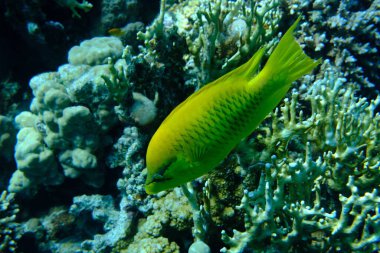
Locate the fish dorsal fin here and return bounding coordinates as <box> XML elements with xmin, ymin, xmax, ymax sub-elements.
<box><xmin>202</xmin><ymin>47</ymin><xmax>266</xmax><ymax>90</ymax></box>
<box><xmin>221</xmin><ymin>47</ymin><xmax>266</xmax><ymax>81</ymax></box>
<box><xmin>160</xmin><ymin>48</ymin><xmax>265</xmax><ymax>125</ymax></box>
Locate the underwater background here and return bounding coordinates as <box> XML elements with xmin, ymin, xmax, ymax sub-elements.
<box><xmin>0</xmin><ymin>0</ymin><xmax>379</xmax><ymax>252</ymax></box>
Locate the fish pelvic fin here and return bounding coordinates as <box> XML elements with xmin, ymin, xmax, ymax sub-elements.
<box><xmin>254</xmin><ymin>16</ymin><xmax>321</xmax><ymax>87</ymax></box>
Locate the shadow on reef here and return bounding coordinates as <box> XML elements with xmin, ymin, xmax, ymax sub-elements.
<box><xmin>15</xmin><ymin>165</ymin><xmax>123</xmax><ymax>215</ymax></box>
<box><xmin>14</xmin><ymin>170</ymin><xmax>122</xmax><ymax>253</ymax></box>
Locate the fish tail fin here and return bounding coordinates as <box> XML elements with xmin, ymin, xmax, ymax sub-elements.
<box><xmin>254</xmin><ymin>17</ymin><xmax>321</xmax><ymax>86</ymax></box>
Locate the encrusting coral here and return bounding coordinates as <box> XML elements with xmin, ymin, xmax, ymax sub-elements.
<box><xmin>124</xmin><ymin>189</ymin><xmax>193</xmax><ymax>253</ymax></box>
<box><xmin>69</xmin><ymin>194</ymin><xmax>134</xmax><ymax>252</ymax></box>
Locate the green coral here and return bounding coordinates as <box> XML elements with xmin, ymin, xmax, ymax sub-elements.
<box><xmin>102</xmin><ymin>54</ymin><xmax>133</xmax><ymax>107</ymax></box>
<box><xmin>55</xmin><ymin>0</ymin><xmax>93</xmax><ymax>18</ymax></box>
<box><xmin>167</xmin><ymin>0</ymin><xmax>282</xmax><ymax>86</ymax></box>
<box><xmin>217</xmin><ymin>61</ymin><xmax>380</xmax><ymax>252</ymax></box>
<box><xmin>139</xmin><ymin>0</ymin><xmax>282</xmax><ymax>88</ymax></box>
<box><xmin>131</xmin><ymin>1</ymin><xmax>379</xmax><ymax>252</ymax></box>
<box><xmin>184</xmin><ymin>0</ymin><xmax>281</xmax><ymax>85</ymax></box>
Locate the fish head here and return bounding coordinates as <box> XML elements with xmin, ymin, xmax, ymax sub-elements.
<box><xmin>145</xmin><ymin>154</ymin><xmax>195</xmax><ymax>194</ymax></box>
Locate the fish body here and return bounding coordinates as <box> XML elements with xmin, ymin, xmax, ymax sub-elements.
<box><xmin>108</xmin><ymin>27</ymin><xmax>126</xmax><ymax>37</ymax></box>
<box><xmin>145</xmin><ymin>18</ymin><xmax>320</xmax><ymax>194</ymax></box>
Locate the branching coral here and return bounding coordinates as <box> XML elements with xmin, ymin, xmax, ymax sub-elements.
<box><xmin>0</xmin><ymin>191</ymin><xmax>19</xmax><ymax>252</ymax></box>
<box><xmin>219</xmin><ymin>61</ymin><xmax>380</xmax><ymax>252</ymax></box>
<box><xmin>165</xmin><ymin>0</ymin><xmax>282</xmax><ymax>87</ymax></box>
<box><xmin>102</xmin><ymin>53</ymin><xmax>133</xmax><ymax>107</ymax></box>
<box><xmin>102</xmin><ymin>54</ymin><xmax>158</xmax><ymax>125</ymax></box>
<box><xmin>187</xmin><ymin>0</ymin><xmax>281</xmax><ymax>85</ymax></box>
<box><xmin>221</xmin><ymin>169</ymin><xmax>380</xmax><ymax>252</ymax></box>
<box><xmin>288</xmin><ymin>0</ymin><xmax>380</xmax><ymax>90</ymax></box>
<box><xmin>55</xmin><ymin>0</ymin><xmax>93</xmax><ymax>18</ymax></box>
<box><xmin>332</xmin><ymin>177</ymin><xmax>380</xmax><ymax>251</ymax></box>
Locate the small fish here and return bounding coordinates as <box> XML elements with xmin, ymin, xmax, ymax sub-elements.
<box><xmin>145</xmin><ymin>17</ymin><xmax>321</xmax><ymax>194</ymax></box>
<box><xmin>108</xmin><ymin>27</ymin><xmax>126</xmax><ymax>37</ymax></box>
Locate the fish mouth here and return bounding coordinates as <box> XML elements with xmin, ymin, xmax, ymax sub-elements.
<box><xmin>145</xmin><ymin>157</ymin><xmax>179</xmax><ymax>194</ymax></box>
<box><xmin>145</xmin><ymin>176</ymin><xmax>173</xmax><ymax>194</ymax></box>
<box><xmin>145</xmin><ymin>157</ymin><xmax>177</xmax><ymax>185</ymax></box>
<box><xmin>146</xmin><ymin>175</ymin><xmax>173</xmax><ymax>185</ymax></box>
<box><xmin>145</xmin><ymin>171</ymin><xmax>173</xmax><ymax>194</ymax></box>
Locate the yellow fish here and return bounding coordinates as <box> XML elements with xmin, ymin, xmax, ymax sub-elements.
<box><xmin>108</xmin><ymin>27</ymin><xmax>126</xmax><ymax>37</ymax></box>
<box><xmin>145</xmin><ymin>17</ymin><xmax>321</xmax><ymax>194</ymax></box>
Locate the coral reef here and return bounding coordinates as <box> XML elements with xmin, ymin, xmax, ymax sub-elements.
<box><xmin>161</xmin><ymin>0</ymin><xmax>283</xmax><ymax>87</ymax></box>
<box><xmin>288</xmin><ymin>0</ymin><xmax>380</xmax><ymax>91</ymax></box>
<box><xmin>110</xmin><ymin>127</ymin><xmax>154</xmax><ymax>213</ymax></box>
<box><xmin>100</xmin><ymin>0</ymin><xmax>140</xmax><ymax>31</ymax></box>
<box><xmin>0</xmin><ymin>191</ymin><xmax>19</xmax><ymax>252</ymax></box>
<box><xmin>9</xmin><ymin>37</ymin><xmax>126</xmax><ymax>196</ymax></box>
<box><xmin>69</xmin><ymin>194</ymin><xmax>134</xmax><ymax>252</ymax></box>
<box><xmin>54</xmin><ymin>0</ymin><xmax>93</xmax><ymax>18</ymax></box>
<box><xmin>0</xmin><ymin>80</ymin><xmax>20</xmax><ymax>165</ymax></box>
<box><xmin>0</xmin><ymin>0</ymin><xmax>379</xmax><ymax>252</ymax></box>
<box><xmin>0</xmin><ymin>115</ymin><xmax>16</xmax><ymax>163</ymax></box>
<box><xmin>68</xmin><ymin>37</ymin><xmax>124</xmax><ymax>66</ymax></box>
<box><xmin>218</xmin><ymin>61</ymin><xmax>380</xmax><ymax>252</ymax></box>
<box><xmin>17</xmin><ymin>206</ymin><xmax>77</xmax><ymax>252</ymax></box>
<box><xmin>124</xmin><ymin>189</ymin><xmax>193</xmax><ymax>253</ymax></box>
<box><xmin>0</xmin><ymin>80</ymin><xmax>19</xmax><ymax>115</ymax></box>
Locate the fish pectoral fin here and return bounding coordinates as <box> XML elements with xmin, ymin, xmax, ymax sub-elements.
<box><xmin>190</xmin><ymin>144</ymin><xmax>209</xmax><ymax>161</ymax></box>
